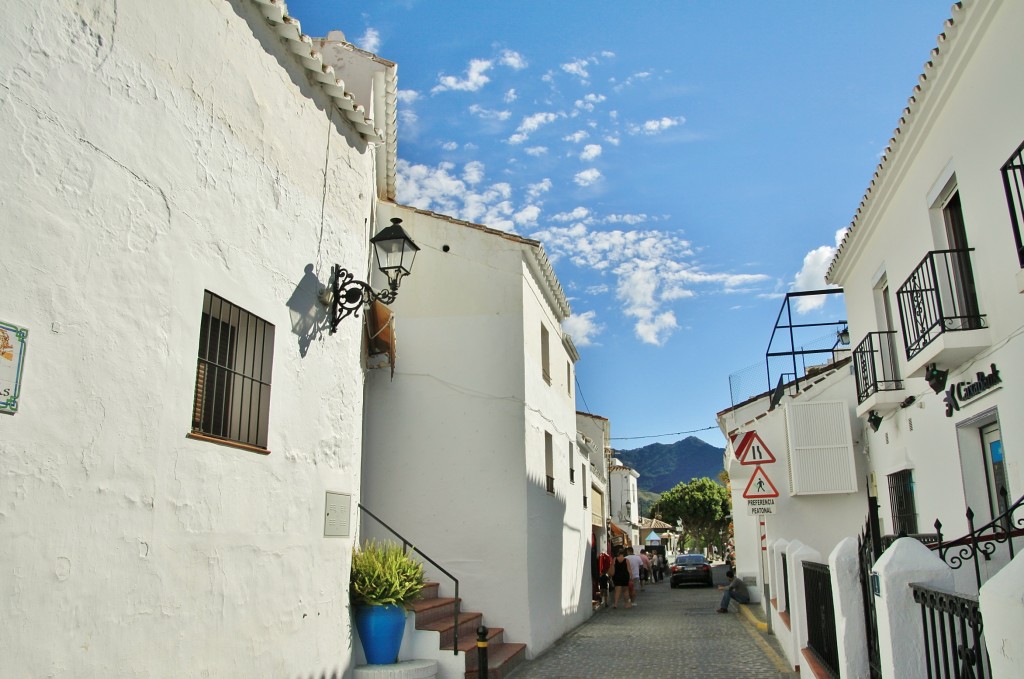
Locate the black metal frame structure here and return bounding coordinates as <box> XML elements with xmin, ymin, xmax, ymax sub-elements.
<box><xmin>931</xmin><ymin>487</ymin><xmax>1024</xmax><ymax>589</ymax></box>
<box><xmin>910</xmin><ymin>584</ymin><xmax>990</xmax><ymax>679</ymax></box>
<box><xmin>858</xmin><ymin>502</ymin><xmax>883</xmax><ymax>679</ymax></box>
<box><xmin>887</xmin><ymin>469</ymin><xmax>919</xmax><ymax>536</ymax></box>
<box><xmin>764</xmin><ymin>289</ymin><xmax>848</xmax><ymax>407</ymax></box>
<box><xmin>328</xmin><ymin>264</ymin><xmax>398</xmax><ymax>333</ymax></box>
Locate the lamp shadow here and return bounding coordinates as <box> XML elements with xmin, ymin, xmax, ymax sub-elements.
<box><xmin>286</xmin><ymin>264</ymin><xmax>330</xmax><ymax>357</ymax></box>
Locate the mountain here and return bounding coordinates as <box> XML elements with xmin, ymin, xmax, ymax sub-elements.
<box><xmin>613</xmin><ymin>436</ymin><xmax>726</xmax><ymax>495</ymax></box>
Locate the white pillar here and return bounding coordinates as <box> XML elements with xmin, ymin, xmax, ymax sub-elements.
<box><xmin>829</xmin><ymin>537</ymin><xmax>868</xmax><ymax>679</ymax></box>
<box><xmin>874</xmin><ymin>538</ymin><xmax>953</xmax><ymax>679</ymax></box>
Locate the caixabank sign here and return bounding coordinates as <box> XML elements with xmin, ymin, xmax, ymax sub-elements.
<box><xmin>943</xmin><ymin>364</ymin><xmax>1002</xmax><ymax>417</ymax></box>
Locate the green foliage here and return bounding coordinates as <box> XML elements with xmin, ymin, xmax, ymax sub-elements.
<box><xmin>651</xmin><ymin>476</ymin><xmax>731</xmax><ymax>553</ymax></box>
<box><xmin>350</xmin><ymin>540</ymin><xmax>426</xmax><ymax>608</ymax></box>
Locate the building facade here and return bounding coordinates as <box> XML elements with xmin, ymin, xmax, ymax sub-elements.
<box><xmin>1</xmin><ymin>0</ymin><xmax>390</xmax><ymax>675</ymax></box>
<box><xmin>361</xmin><ymin>201</ymin><xmax>590</xmax><ymax>666</ymax></box>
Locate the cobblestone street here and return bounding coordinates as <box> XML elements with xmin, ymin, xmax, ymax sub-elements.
<box><xmin>507</xmin><ymin>566</ymin><xmax>792</xmax><ymax>679</ymax></box>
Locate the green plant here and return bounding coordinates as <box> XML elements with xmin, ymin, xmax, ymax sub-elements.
<box><xmin>350</xmin><ymin>539</ymin><xmax>426</xmax><ymax>608</ymax></box>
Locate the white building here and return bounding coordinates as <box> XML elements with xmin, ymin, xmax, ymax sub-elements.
<box><xmin>720</xmin><ymin>3</ymin><xmax>1024</xmax><ymax>678</ymax></box>
<box><xmin>0</xmin><ymin>0</ymin><xmax>391</xmax><ymax>676</ymax></box>
<box><xmin>577</xmin><ymin>411</ymin><xmax>612</xmax><ymax>558</ymax></box>
<box><xmin>361</xmin><ymin>201</ymin><xmax>589</xmax><ymax>672</ymax></box>
<box><xmin>608</xmin><ymin>460</ymin><xmax>641</xmax><ymax>548</ymax></box>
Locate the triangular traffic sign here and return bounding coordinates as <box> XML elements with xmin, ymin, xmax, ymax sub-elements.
<box><xmin>737</xmin><ymin>432</ymin><xmax>776</xmax><ymax>466</ymax></box>
<box><xmin>742</xmin><ymin>465</ymin><xmax>780</xmax><ymax>499</ymax></box>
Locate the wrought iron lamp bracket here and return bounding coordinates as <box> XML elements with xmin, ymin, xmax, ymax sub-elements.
<box><xmin>327</xmin><ymin>265</ymin><xmax>398</xmax><ymax>334</ymax></box>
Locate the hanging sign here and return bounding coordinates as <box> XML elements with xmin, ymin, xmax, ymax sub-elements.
<box><xmin>742</xmin><ymin>465</ymin><xmax>780</xmax><ymax>499</ymax></box>
<box><xmin>0</xmin><ymin>320</ymin><xmax>29</xmax><ymax>414</ymax></box>
<box><xmin>732</xmin><ymin>431</ymin><xmax>777</xmax><ymax>465</ymax></box>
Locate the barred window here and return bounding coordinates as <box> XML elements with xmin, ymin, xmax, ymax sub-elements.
<box><xmin>1001</xmin><ymin>139</ymin><xmax>1024</xmax><ymax>268</ymax></box>
<box><xmin>887</xmin><ymin>469</ymin><xmax>919</xmax><ymax>536</ymax></box>
<box><xmin>191</xmin><ymin>291</ymin><xmax>274</xmax><ymax>450</ymax></box>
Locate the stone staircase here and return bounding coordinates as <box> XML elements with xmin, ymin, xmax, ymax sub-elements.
<box><xmin>409</xmin><ymin>582</ymin><xmax>527</xmax><ymax>679</ymax></box>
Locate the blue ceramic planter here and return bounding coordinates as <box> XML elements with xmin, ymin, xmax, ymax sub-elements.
<box><xmin>354</xmin><ymin>604</ymin><xmax>406</xmax><ymax>665</ymax></box>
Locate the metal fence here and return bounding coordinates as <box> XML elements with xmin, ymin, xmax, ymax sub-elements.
<box><xmin>803</xmin><ymin>561</ymin><xmax>840</xmax><ymax>678</ymax></box>
<box><xmin>911</xmin><ymin>584</ymin><xmax>989</xmax><ymax>679</ymax></box>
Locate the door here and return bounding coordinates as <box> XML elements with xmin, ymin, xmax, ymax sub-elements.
<box><xmin>980</xmin><ymin>423</ymin><xmax>1008</xmax><ymax>520</ymax></box>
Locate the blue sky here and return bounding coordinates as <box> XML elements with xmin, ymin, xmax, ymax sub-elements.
<box><xmin>285</xmin><ymin>1</ymin><xmax>953</xmax><ymax>448</ymax></box>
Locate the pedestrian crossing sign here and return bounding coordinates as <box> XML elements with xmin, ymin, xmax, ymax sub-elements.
<box><xmin>742</xmin><ymin>465</ymin><xmax>780</xmax><ymax>499</ymax></box>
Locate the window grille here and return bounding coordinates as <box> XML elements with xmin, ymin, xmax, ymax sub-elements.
<box><xmin>192</xmin><ymin>291</ymin><xmax>274</xmax><ymax>449</ymax></box>
<box><xmin>887</xmin><ymin>469</ymin><xmax>919</xmax><ymax>535</ymax></box>
<box><xmin>541</xmin><ymin>324</ymin><xmax>551</xmax><ymax>384</ymax></box>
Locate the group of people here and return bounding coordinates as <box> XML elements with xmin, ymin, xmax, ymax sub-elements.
<box><xmin>596</xmin><ymin>546</ymin><xmax>750</xmax><ymax>614</ymax></box>
<box><xmin>598</xmin><ymin>546</ymin><xmax>664</xmax><ymax>609</ymax></box>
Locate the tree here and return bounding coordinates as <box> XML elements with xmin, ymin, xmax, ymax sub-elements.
<box><xmin>651</xmin><ymin>477</ymin><xmax>731</xmax><ymax>554</ymax></box>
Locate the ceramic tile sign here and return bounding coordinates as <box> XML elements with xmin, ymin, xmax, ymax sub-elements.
<box><xmin>0</xmin><ymin>320</ymin><xmax>29</xmax><ymax>414</ymax></box>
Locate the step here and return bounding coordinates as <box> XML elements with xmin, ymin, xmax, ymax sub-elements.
<box><xmin>458</xmin><ymin>627</ymin><xmax>505</xmax><ymax>670</ymax></box>
<box><xmin>463</xmin><ymin>642</ymin><xmax>527</xmax><ymax>679</ymax></box>
<box><xmin>408</xmin><ymin>596</ymin><xmax>460</xmax><ymax>626</ymax></box>
<box><xmin>419</xmin><ymin>582</ymin><xmax>441</xmax><ymax>601</ymax></box>
<box><xmin>418</xmin><ymin>611</ymin><xmax>483</xmax><ymax>649</ymax></box>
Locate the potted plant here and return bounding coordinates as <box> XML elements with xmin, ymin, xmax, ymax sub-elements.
<box><xmin>350</xmin><ymin>539</ymin><xmax>426</xmax><ymax>665</ymax></box>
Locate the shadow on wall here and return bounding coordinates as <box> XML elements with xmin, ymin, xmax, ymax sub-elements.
<box><xmin>295</xmin><ymin>672</ymin><xmax>340</xmax><ymax>679</ymax></box>
<box><xmin>286</xmin><ymin>263</ymin><xmax>331</xmax><ymax>357</ymax></box>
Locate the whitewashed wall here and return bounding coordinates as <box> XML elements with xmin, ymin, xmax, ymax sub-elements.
<box><xmin>362</xmin><ymin>203</ymin><xmax>588</xmax><ymax>659</ymax></box>
<box><xmin>0</xmin><ymin>1</ymin><xmax>376</xmax><ymax>676</ymax></box>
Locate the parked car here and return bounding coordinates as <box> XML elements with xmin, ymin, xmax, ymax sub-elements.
<box><xmin>669</xmin><ymin>554</ymin><xmax>713</xmax><ymax>587</ymax></box>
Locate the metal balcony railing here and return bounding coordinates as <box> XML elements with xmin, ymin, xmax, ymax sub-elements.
<box><xmin>1001</xmin><ymin>139</ymin><xmax>1024</xmax><ymax>269</ymax></box>
<box><xmin>896</xmin><ymin>249</ymin><xmax>985</xmax><ymax>360</ymax></box>
<box><xmin>853</xmin><ymin>331</ymin><xmax>902</xmax><ymax>403</ymax></box>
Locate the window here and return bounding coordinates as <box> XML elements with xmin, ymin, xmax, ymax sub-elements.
<box><xmin>566</xmin><ymin>361</ymin><xmax>572</xmax><ymax>396</ymax></box>
<box><xmin>544</xmin><ymin>432</ymin><xmax>554</xmax><ymax>493</ymax></box>
<box><xmin>569</xmin><ymin>442</ymin><xmax>575</xmax><ymax>483</ymax></box>
<box><xmin>540</xmin><ymin>324</ymin><xmax>551</xmax><ymax>384</ymax></box>
<box><xmin>887</xmin><ymin>469</ymin><xmax>918</xmax><ymax>535</ymax></box>
<box><xmin>981</xmin><ymin>423</ymin><xmax>1009</xmax><ymax>519</ymax></box>
<box><xmin>1001</xmin><ymin>139</ymin><xmax>1024</xmax><ymax>268</ymax></box>
<box><xmin>191</xmin><ymin>291</ymin><xmax>275</xmax><ymax>450</ymax></box>
<box><xmin>582</xmin><ymin>466</ymin><xmax>587</xmax><ymax>508</ymax></box>
<box><xmin>942</xmin><ymin>190</ymin><xmax>982</xmax><ymax>328</ymax></box>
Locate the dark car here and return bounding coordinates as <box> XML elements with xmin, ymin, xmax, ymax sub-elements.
<box><xmin>669</xmin><ymin>554</ymin><xmax>713</xmax><ymax>587</ymax></box>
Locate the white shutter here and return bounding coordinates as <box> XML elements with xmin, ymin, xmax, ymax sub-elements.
<box><xmin>785</xmin><ymin>401</ymin><xmax>858</xmax><ymax>495</ymax></box>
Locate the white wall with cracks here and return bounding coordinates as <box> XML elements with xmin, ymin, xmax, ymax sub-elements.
<box><xmin>1</xmin><ymin>1</ymin><xmax>381</xmax><ymax>676</ymax></box>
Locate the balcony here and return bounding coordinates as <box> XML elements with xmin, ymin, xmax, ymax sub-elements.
<box><xmin>896</xmin><ymin>249</ymin><xmax>989</xmax><ymax>378</ymax></box>
<box><xmin>853</xmin><ymin>331</ymin><xmax>906</xmax><ymax>417</ymax></box>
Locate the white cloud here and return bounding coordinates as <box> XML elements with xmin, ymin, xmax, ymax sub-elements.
<box><xmin>527</xmin><ymin>178</ymin><xmax>552</xmax><ymax>198</ymax></box>
<box><xmin>507</xmin><ymin>112</ymin><xmax>560</xmax><ymax>144</ymax></box>
<box><xmin>580</xmin><ymin>144</ymin><xmax>602</xmax><ymax>161</ymax></box>
<box><xmin>499</xmin><ymin>49</ymin><xmax>527</xmax><ymax>70</ymax></box>
<box><xmin>524</xmin><ymin>146</ymin><xmax>548</xmax><ymax>157</ymax></box>
<box><xmin>561</xmin><ymin>58</ymin><xmax>591</xmax><ymax>80</ymax></box>
<box><xmin>396</xmin><ymin>90</ymin><xmax>420</xmax><ymax>105</ymax></box>
<box><xmin>605</xmin><ymin>213</ymin><xmax>648</xmax><ymax>225</ymax></box>
<box><xmin>586</xmin><ymin>284</ymin><xmax>609</xmax><ymax>295</ymax></box>
<box><xmin>469</xmin><ymin>104</ymin><xmax>511</xmax><ymax>121</ymax></box>
<box><xmin>504</xmin><ymin>88</ymin><xmax>518</xmax><ymax>103</ymax></box>
<box><xmin>791</xmin><ymin>227</ymin><xmax>848</xmax><ymax>312</ymax></box>
<box><xmin>441</xmin><ymin>141</ymin><xmax>458</xmax><ymax>151</ymax></box>
<box><xmin>575</xmin><ymin>93</ymin><xmax>607</xmax><ymax>112</ymax></box>
<box><xmin>395</xmin><ymin>159</ymin><xmax>516</xmax><ymax>232</ymax></box>
<box><xmin>601</xmin><ymin>51</ymin><xmax>616</xmax><ymax>59</ymax></box>
<box><xmin>628</xmin><ymin>116</ymin><xmax>686</xmax><ymax>135</ymax></box>
<box><xmin>356</xmin><ymin>28</ymin><xmax>381</xmax><ymax>54</ymax></box>
<box><xmin>433</xmin><ymin>59</ymin><xmax>493</xmax><ymax>93</ymax></box>
<box><xmin>574</xmin><ymin>168</ymin><xmax>603</xmax><ymax>186</ymax></box>
<box><xmin>514</xmin><ymin>204</ymin><xmax>541</xmax><ymax>227</ymax></box>
<box><xmin>563</xmin><ymin>130</ymin><xmax>589</xmax><ymax>143</ymax></box>
<box><xmin>562</xmin><ymin>310</ymin><xmax>603</xmax><ymax>346</ymax></box>
<box><xmin>604</xmin><ymin>135</ymin><xmax>621</xmax><ymax>146</ymax></box>
<box><xmin>551</xmin><ymin>206</ymin><xmax>590</xmax><ymax>222</ymax></box>
<box><xmin>529</xmin><ymin>223</ymin><xmax>770</xmax><ymax>345</ymax></box>
<box><xmin>463</xmin><ymin>161</ymin><xmax>485</xmax><ymax>185</ymax></box>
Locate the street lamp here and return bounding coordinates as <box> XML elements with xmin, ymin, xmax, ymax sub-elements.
<box><xmin>320</xmin><ymin>218</ymin><xmax>420</xmax><ymax>333</ymax></box>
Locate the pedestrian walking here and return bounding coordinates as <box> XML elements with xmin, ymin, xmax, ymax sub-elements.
<box><xmin>625</xmin><ymin>547</ymin><xmax>644</xmax><ymax>600</ymax></box>
<box><xmin>717</xmin><ymin>569</ymin><xmax>749</xmax><ymax>613</ymax></box>
<box><xmin>597</xmin><ymin>550</ymin><xmax>612</xmax><ymax>607</ymax></box>
<box><xmin>608</xmin><ymin>548</ymin><xmax>632</xmax><ymax>609</ymax></box>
